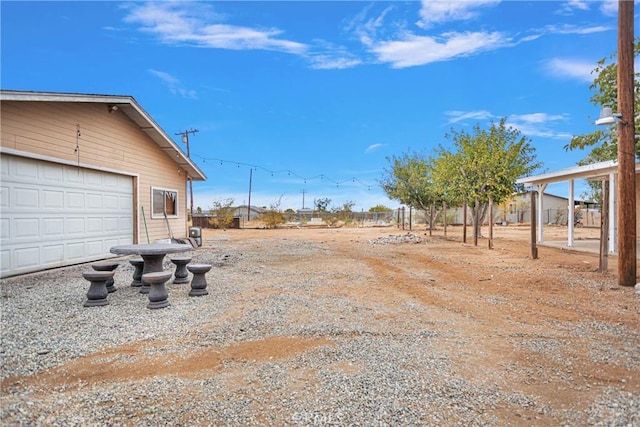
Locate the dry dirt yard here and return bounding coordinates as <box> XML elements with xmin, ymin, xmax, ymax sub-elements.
<box><xmin>1</xmin><ymin>225</ymin><xmax>639</xmax><ymax>426</ymax></box>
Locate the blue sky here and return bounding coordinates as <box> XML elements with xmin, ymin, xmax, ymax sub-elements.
<box><xmin>1</xmin><ymin>1</ymin><xmax>634</xmax><ymax>211</ymax></box>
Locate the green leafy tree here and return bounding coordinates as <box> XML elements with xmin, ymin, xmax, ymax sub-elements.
<box><xmin>379</xmin><ymin>151</ymin><xmax>439</xmax><ymax>212</ymax></box>
<box><xmin>208</xmin><ymin>198</ymin><xmax>235</xmax><ymax>229</ymax></box>
<box><xmin>369</xmin><ymin>204</ymin><xmax>392</xmax><ymax>212</ymax></box>
<box><xmin>565</xmin><ymin>37</ymin><xmax>639</xmax><ymax>202</ymax></box>
<box><xmin>434</xmin><ymin>118</ymin><xmax>540</xmax><ymax>242</ymax></box>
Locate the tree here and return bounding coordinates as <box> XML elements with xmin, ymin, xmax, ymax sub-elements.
<box><xmin>565</xmin><ymin>37</ymin><xmax>639</xmax><ymax>202</ymax></box>
<box><xmin>260</xmin><ymin>196</ymin><xmax>286</xmax><ymax>229</ymax></box>
<box><xmin>208</xmin><ymin>198</ymin><xmax>235</xmax><ymax>229</ymax></box>
<box><xmin>315</xmin><ymin>198</ymin><xmax>331</xmax><ymax>212</ymax></box>
<box><xmin>434</xmin><ymin>118</ymin><xmax>541</xmax><ymax>244</ymax></box>
<box><xmin>380</xmin><ymin>152</ymin><xmax>439</xmax><ymax>212</ymax></box>
<box><xmin>369</xmin><ymin>204</ymin><xmax>392</xmax><ymax>212</ymax></box>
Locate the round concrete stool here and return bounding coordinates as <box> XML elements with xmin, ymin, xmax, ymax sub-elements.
<box><xmin>187</xmin><ymin>263</ymin><xmax>212</xmax><ymax>297</ymax></box>
<box><xmin>142</xmin><ymin>271</ymin><xmax>173</xmax><ymax>309</ymax></box>
<box><xmin>129</xmin><ymin>258</ymin><xmax>144</xmax><ymax>287</ymax></box>
<box><xmin>171</xmin><ymin>256</ymin><xmax>192</xmax><ymax>284</ymax></box>
<box><xmin>92</xmin><ymin>260</ymin><xmax>120</xmax><ymax>293</ymax></box>
<box><xmin>82</xmin><ymin>270</ymin><xmax>114</xmax><ymax>307</ymax></box>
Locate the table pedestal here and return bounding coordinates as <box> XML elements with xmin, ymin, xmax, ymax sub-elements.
<box><xmin>139</xmin><ymin>254</ymin><xmax>166</xmax><ymax>294</ymax></box>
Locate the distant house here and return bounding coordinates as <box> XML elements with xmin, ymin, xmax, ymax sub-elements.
<box><xmin>0</xmin><ymin>90</ymin><xmax>206</xmax><ymax>278</ymax></box>
<box><xmin>233</xmin><ymin>205</ymin><xmax>266</xmax><ymax>221</ymax></box>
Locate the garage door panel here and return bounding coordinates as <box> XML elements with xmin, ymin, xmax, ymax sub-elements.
<box><xmin>67</xmin><ymin>192</ymin><xmax>85</xmax><ymax>208</ymax></box>
<box><xmin>15</xmin><ymin>247</ymin><xmax>40</xmax><ymax>269</ymax></box>
<box><xmin>43</xmin><ymin>218</ymin><xmax>64</xmax><ymax>236</ymax></box>
<box><xmin>66</xmin><ymin>217</ymin><xmax>85</xmax><ymax>234</ymax></box>
<box><xmin>86</xmin><ymin>241</ymin><xmax>104</xmax><ymax>257</ymax></box>
<box><xmin>43</xmin><ymin>245</ymin><xmax>64</xmax><ymax>264</ymax></box>
<box><xmin>67</xmin><ymin>242</ymin><xmax>87</xmax><ymax>260</ymax></box>
<box><xmin>0</xmin><ymin>218</ymin><xmax>8</xmax><ymax>240</ymax></box>
<box><xmin>43</xmin><ymin>190</ymin><xmax>64</xmax><ymax>209</ymax></box>
<box><xmin>42</xmin><ymin>163</ymin><xmax>64</xmax><ymax>182</ymax></box>
<box><xmin>1</xmin><ymin>155</ymin><xmax>134</xmax><ymax>278</ymax></box>
<box><xmin>104</xmin><ymin>194</ymin><xmax>119</xmax><ymax>209</ymax></box>
<box><xmin>87</xmin><ymin>193</ymin><xmax>103</xmax><ymax>209</ymax></box>
<box><xmin>14</xmin><ymin>218</ymin><xmax>39</xmax><ymax>238</ymax></box>
<box><xmin>14</xmin><ymin>158</ymin><xmax>38</xmax><ymax>179</ymax></box>
<box><xmin>16</xmin><ymin>187</ymin><xmax>39</xmax><ymax>208</ymax></box>
<box><xmin>1</xmin><ymin>185</ymin><xmax>9</xmax><ymax>207</ymax></box>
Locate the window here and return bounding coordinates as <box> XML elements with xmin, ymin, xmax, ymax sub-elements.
<box><xmin>151</xmin><ymin>187</ymin><xmax>178</xmax><ymax>218</ymax></box>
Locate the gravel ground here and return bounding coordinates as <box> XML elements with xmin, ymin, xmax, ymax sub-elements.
<box><xmin>1</xmin><ymin>227</ymin><xmax>639</xmax><ymax>426</ymax></box>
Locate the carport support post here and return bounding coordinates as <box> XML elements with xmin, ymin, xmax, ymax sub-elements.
<box><xmin>599</xmin><ymin>180</ymin><xmax>609</xmax><ymax>273</ymax></box>
<box><xmin>530</xmin><ymin>190</ymin><xmax>538</xmax><ymax>259</ymax></box>
<box><xmin>568</xmin><ymin>179</ymin><xmax>575</xmax><ymax>247</ymax></box>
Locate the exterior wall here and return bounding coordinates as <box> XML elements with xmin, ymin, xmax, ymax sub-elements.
<box><xmin>0</xmin><ymin>101</ymin><xmax>188</xmax><ymax>243</ymax></box>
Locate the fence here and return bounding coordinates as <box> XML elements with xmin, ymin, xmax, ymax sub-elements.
<box><xmin>192</xmin><ymin>211</ymin><xmax>396</xmax><ymax>228</ymax></box>
<box><xmin>393</xmin><ymin>207</ymin><xmax>601</xmax><ymax>228</ymax></box>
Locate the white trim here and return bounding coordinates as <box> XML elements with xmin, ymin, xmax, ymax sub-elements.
<box><xmin>151</xmin><ymin>187</ymin><xmax>179</xmax><ymax>219</ymax></box>
<box><xmin>0</xmin><ymin>147</ymin><xmax>140</xmax><ymax>178</ymax></box>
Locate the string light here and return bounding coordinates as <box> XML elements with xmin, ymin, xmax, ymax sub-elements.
<box><xmin>191</xmin><ymin>153</ymin><xmax>377</xmax><ymax>191</ymax></box>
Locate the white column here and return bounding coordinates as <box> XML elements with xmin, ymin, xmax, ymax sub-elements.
<box><xmin>568</xmin><ymin>179</ymin><xmax>575</xmax><ymax>247</ymax></box>
<box><xmin>609</xmin><ymin>173</ymin><xmax>617</xmax><ymax>253</ymax></box>
<box><xmin>537</xmin><ymin>184</ymin><xmax>547</xmax><ymax>242</ymax></box>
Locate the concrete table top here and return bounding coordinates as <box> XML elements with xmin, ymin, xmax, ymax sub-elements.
<box><xmin>109</xmin><ymin>243</ymin><xmax>192</xmax><ymax>256</ymax></box>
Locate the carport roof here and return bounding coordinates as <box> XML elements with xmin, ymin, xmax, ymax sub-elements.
<box><xmin>0</xmin><ymin>90</ymin><xmax>207</xmax><ymax>181</ymax></box>
<box><xmin>516</xmin><ymin>159</ymin><xmax>640</xmax><ymax>187</ymax></box>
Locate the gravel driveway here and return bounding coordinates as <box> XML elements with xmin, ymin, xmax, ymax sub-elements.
<box><xmin>1</xmin><ymin>226</ymin><xmax>639</xmax><ymax>426</ymax></box>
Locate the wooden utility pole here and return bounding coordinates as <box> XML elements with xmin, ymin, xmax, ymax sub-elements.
<box><xmin>176</xmin><ymin>128</ymin><xmax>199</xmax><ymax>217</ymax></box>
<box><xmin>616</xmin><ymin>0</ymin><xmax>636</xmax><ymax>286</ymax></box>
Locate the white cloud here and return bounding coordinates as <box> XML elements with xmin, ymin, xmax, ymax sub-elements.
<box><xmin>416</xmin><ymin>0</ymin><xmax>501</xmax><ymax>28</ymax></box>
<box><xmin>444</xmin><ymin>110</ymin><xmax>494</xmax><ymax>125</ymax></box>
<box><xmin>508</xmin><ymin>113</ymin><xmax>572</xmax><ymax>139</ymax></box>
<box><xmin>599</xmin><ymin>0</ymin><xmax>618</xmax><ymax>17</ymax></box>
<box><xmin>123</xmin><ymin>2</ymin><xmax>307</xmax><ymax>54</ymax></box>
<box><xmin>372</xmin><ymin>31</ymin><xmax>508</xmax><ymax>68</ymax></box>
<box><xmin>543</xmin><ymin>58</ymin><xmax>596</xmax><ymax>83</ymax></box>
<box><xmin>543</xmin><ymin>24</ymin><xmax>611</xmax><ymax>35</ymax></box>
<box><xmin>365</xmin><ymin>143</ymin><xmax>385</xmax><ymax>153</ymax></box>
<box><xmin>148</xmin><ymin>69</ymin><xmax>197</xmax><ymax>99</ymax></box>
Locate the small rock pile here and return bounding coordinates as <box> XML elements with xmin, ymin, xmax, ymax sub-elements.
<box><xmin>367</xmin><ymin>233</ymin><xmax>423</xmax><ymax>245</ymax></box>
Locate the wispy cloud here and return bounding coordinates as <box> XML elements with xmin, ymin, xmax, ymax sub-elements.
<box><xmin>365</xmin><ymin>143</ymin><xmax>385</xmax><ymax>154</ymax></box>
<box><xmin>122</xmin><ymin>2</ymin><xmax>307</xmax><ymax>54</ymax></box>
<box><xmin>148</xmin><ymin>69</ymin><xmax>197</xmax><ymax>99</ymax></box>
<box><xmin>371</xmin><ymin>31</ymin><xmax>508</xmax><ymax>68</ymax></box>
<box><xmin>444</xmin><ymin>110</ymin><xmax>572</xmax><ymax>140</ymax></box>
<box><xmin>444</xmin><ymin>110</ymin><xmax>494</xmax><ymax>125</ymax></box>
<box><xmin>416</xmin><ymin>0</ymin><xmax>501</xmax><ymax>28</ymax></box>
<box><xmin>543</xmin><ymin>58</ymin><xmax>596</xmax><ymax>83</ymax></box>
<box><xmin>508</xmin><ymin>112</ymin><xmax>572</xmax><ymax>139</ymax></box>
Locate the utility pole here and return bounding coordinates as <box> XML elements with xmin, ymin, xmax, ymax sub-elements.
<box><xmin>301</xmin><ymin>188</ymin><xmax>307</xmax><ymax>209</ymax></box>
<box><xmin>176</xmin><ymin>129</ymin><xmax>199</xmax><ymax>217</ymax></box>
<box><xmin>247</xmin><ymin>168</ymin><xmax>253</xmax><ymax>220</ymax></box>
<box><xmin>616</xmin><ymin>0</ymin><xmax>636</xmax><ymax>286</ymax></box>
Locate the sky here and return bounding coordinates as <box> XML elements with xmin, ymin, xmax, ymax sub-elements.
<box><xmin>1</xmin><ymin>0</ymin><xmax>635</xmax><ymax>212</ymax></box>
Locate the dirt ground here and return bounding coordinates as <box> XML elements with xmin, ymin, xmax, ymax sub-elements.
<box><xmin>3</xmin><ymin>223</ymin><xmax>639</xmax><ymax>425</ymax></box>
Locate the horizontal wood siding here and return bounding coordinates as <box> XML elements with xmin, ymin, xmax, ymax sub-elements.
<box><xmin>1</xmin><ymin>101</ymin><xmax>188</xmax><ymax>242</ymax></box>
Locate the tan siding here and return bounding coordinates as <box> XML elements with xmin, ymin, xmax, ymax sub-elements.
<box><xmin>1</xmin><ymin>101</ymin><xmax>189</xmax><ymax>242</ymax></box>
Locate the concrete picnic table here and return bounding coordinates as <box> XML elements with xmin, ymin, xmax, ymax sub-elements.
<box><xmin>110</xmin><ymin>243</ymin><xmax>192</xmax><ymax>293</ymax></box>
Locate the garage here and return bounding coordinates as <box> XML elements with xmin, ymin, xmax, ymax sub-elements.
<box><xmin>1</xmin><ymin>154</ymin><xmax>134</xmax><ymax>278</ymax></box>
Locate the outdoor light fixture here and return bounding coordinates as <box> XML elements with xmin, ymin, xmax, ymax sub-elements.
<box><xmin>595</xmin><ymin>106</ymin><xmax>624</xmax><ymax>126</ymax></box>
<box><xmin>107</xmin><ymin>105</ymin><xmax>119</xmax><ymax>114</ymax></box>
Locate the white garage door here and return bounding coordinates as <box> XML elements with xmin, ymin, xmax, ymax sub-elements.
<box><xmin>0</xmin><ymin>154</ymin><xmax>134</xmax><ymax>278</ymax></box>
